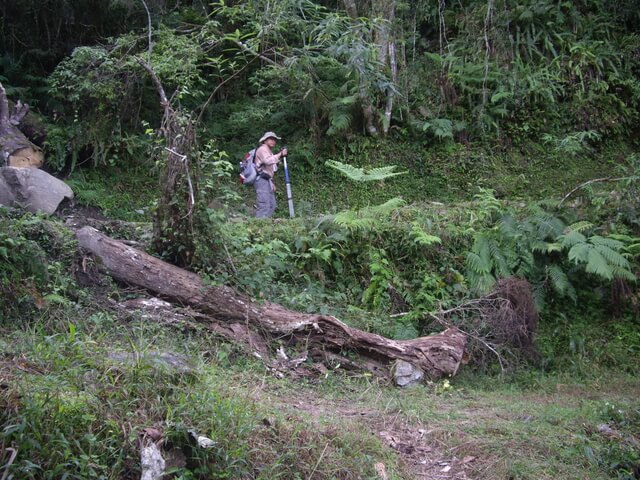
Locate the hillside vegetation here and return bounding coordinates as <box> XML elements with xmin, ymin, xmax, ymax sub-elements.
<box><xmin>1</xmin><ymin>0</ymin><xmax>639</xmax><ymax>479</ymax></box>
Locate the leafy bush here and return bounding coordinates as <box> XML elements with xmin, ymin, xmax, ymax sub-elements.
<box><xmin>0</xmin><ymin>212</ymin><xmax>77</xmax><ymax>321</ymax></box>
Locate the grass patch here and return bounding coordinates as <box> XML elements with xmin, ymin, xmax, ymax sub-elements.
<box><xmin>0</xmin><ymin>309</ymin><xmax>408</xmax><ymax>479</ymax></box>
<box><xmin>65</xmin><ymin>166</ymin><xmax>158</xmax><ymax>221</ymax></box>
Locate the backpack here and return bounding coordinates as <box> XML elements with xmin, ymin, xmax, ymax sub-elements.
<box><xmin>239</xmin><ymin>148</ymin><xmax>258</xmax><ymax>186</ymax></box>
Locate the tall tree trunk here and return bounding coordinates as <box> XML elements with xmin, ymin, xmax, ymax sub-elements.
<box><xmin>343</xmin><ymin>0</ymin><xmax>398</xmax><ymax>137</ymax></box>
<box><xmin>342</xmin><ymin>0</ymin><xmax>379</xmax><ymax>136</ymax></box>
<box><xmin>373</xmin><ymin>0</ymin><xmax>397</xmax><ymax>135</ymax></box>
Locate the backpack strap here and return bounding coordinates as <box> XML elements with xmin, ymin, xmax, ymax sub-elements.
<box><xmin>253</xmin><ymin>144</ymin><xmax>264</xmax><ymax>174</ymax></box>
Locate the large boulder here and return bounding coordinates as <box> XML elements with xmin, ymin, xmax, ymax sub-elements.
<box><xmin>0</xmin><ymin>166</ymin><xmax>73</xmax><ymax>214</ymax></box>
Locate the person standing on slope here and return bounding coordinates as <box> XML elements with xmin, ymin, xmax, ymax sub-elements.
<box><xmin>254</xmin><ymin>131</ymin><xmax>288</xmax><ymax>218</ymax></box>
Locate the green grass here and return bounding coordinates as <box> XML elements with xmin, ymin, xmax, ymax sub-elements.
<box><xmin>0</xmin><ymin>309</ymin><xmax>408</xmax><ymax>479</ymax></box>
<box><xmin>65</xmin><ymin>165</ymin><xmax>158</xmax><ymax>222</ymax></box>
<box><xmin>2</xmin><ymin>283</ymin><xmax>639</xmax><ymax>479</ymax></box>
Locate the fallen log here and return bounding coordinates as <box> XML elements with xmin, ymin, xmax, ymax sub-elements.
<box><xmin>76</xmin><ymin>226</ymin><xmax>466</xmax><ymax>379</ymax></box>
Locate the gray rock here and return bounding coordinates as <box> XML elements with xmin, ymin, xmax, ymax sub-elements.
<box><xmin>0</xmin><ymin>173</ymin><xmax>15</xmax><ymax>206</ymax></box>
<box><xmin>0</xmin><ymin>166</ymin><xmax>73</xmax><ymax>214</ymax></box>
<box><xmin>393</xmin><ymin>360</ymin><xmax>424</xmax><ymax>388</ymax></box>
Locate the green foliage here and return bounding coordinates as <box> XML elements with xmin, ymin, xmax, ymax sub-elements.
<box><xmin>464</xmin><ymin>190</ymin><xmax>637</xmax><ymax>311</ymax></box>
<box><xmin>541</xmin><ymin>130</ymin><xmax>602</xmax><ymax>156</ymax></box>
<box><xmin>325</xmin><ymin>160</ymin><xmax>407</xmax><ymax>182</ymax></box>
<box><xmin>333</xmin><ymin>198</ymin><xmax>406</xmax><ymax>232</ymax></box>
<box><xmin>0</xmin><ymin>212</ymin><xmax>77</xmax><ymax>321</ymax></box>
<box><xmin>65</xmin><ymin>166</ymin><xmax>158</xmax><ymax>221</ymax></box>
<box><xmin>46</xmin><ymin>24</ymin><xmax>206</xmax><ymax>172</ymax></box>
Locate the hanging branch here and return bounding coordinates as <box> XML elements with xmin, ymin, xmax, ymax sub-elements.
<box><xmin>558</xmin><ymin>176</ymin><xmax>633</xmax><ymax>207</ymax></box>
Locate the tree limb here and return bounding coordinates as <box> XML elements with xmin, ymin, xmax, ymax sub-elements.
<box><xmin>558</xmin><ymin>176</ymin><xmax>633</xmax><ymax>207</ymax></box>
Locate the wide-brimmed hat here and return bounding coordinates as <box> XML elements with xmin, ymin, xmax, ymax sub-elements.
<box><xmin>259</xmin><ymin>131</ymin><xmax>282</xmax><ymax>143</ymax></box>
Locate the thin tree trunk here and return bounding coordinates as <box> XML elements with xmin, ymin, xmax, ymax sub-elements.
<box><xmin>373</xmin><ymin>0</ymin><xmax>396</xmax><ymax>135</ymax></box>
<box><xmin>343</xmin><ymin>0</ymin><xmax>379</xmax><ymax>136</ymax></box>
<box><xmin>137</xmin><ymin>59</ymin><xmax>197</xmax><ymax>266</ymax></box>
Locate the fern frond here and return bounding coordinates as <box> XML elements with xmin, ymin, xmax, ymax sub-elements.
<box><xmin>534</xmin><ymin>214</ymin><xmax>565</xmax><ymax>239</ymax></box>
<box><xmin>533</xmin><ymin>284</ymin><xmax>547</xmax><ymax>313</ymax></box>
<box><xmin>514</xmin><ymin>249</ymin><xmax>535</xmax><ymax>275</ymax></box>
<box><xmin>488</xmin><ymin>240</ymin><xmax>510</xmax><ymax>277</ymax></box>
<box><xmin>567</xmin><ymin>221</ymin><xmax>593</xmax><ymax>233</ymax></box>
<box><xmin>594</xmin><ymin>245</ymin><xmax>631</xmax><ymax>269</ymax></box>
<box><xmin>547</xmin><ymin>265</ymin><xmax>570</xmax><ymax>296</ymax></box>
<box><xmin>368</xmin><ymin>197</ymin><xmax>406</xmax><ymax>215</ymax></box>
<box><xmin>325</xmin><ymin>160</ymin><xmax>407</xmax><ymax>182</ymax></box>
<box><xmin>607</xmin><ymin>235</ymin><xmax>640</xmax><ymax>256</ymax></box>
<box><xmin>589</xmin><ymin>235</ymin><xmax>624</xmax><ymax>250</ymax></box>
<box><xmin>473</xmin><ymin>273</ymin><xmax>496</xmax><ymax>294</ymax></box>
<box><xmin>608</xmin><ymin>234</ymin><xmax>636</xmax><ymax>243</ymax></box>
<box><xmin>568</xmin><ymin>243</ymin><xmax>590</xmax><ymax>264</ymax></box>
<box><xmin>626</xmin><ymin>243</ymin><xmax>640</xmax><ymax>256</ymax></box>
<box><xmin>333</xmin><ymin>210</ymin><xmax>376</xmax><ymax>231</ymax></box>
<box><xmin>585</xmin><ymin>248</ymin><xmax>613</xmax><ymax>280</ymax></box>
<box><xmin>498</xmin><ymin>215</ymin><xmax>519</xmax><ymax>237</ymax></box>
<box><xmin>326</xmin><ymin>112</ymin><xmax>352</xmax><ymax>136</ymax></box>
<box><xmin>333</xmin><ymin>198</ymin><xmax>406</xmax><ymax>232</ymax></box>
<box><xmin>561</xmin><ymin>230</ymin><xmax>587</xmax><ymax>249</ymax></box>
<box><xmin>532</xmin><ymin>241</ymin><xmax>562</xmax><ymax>253</ymax></box>
<box><xmin>610</xmin><ymin>266</ymin><xmax>638</xmax><ymax>282</ymax></box>
<box><xmin>466</xmin><ymin>252</ymin><xmax>491</xmax><ymax>274</ymax></box>
<box><xmin>409</xmin><ymin>222</ymin><xmax>442</xmax><ymax>246</ymax></box>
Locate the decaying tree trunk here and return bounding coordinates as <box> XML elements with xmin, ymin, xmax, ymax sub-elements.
<box><xmin>0</xmin><ymin>82</ymin><xmax>44</xmax><ymax>168</ymax></box>
<box><xmin>136</xmin><ymin>59</ymin><xmax>197</xmax><ymax>266</ymax></box>
<box><xmin>76</xmin><ymin>226</ymin><xmax>466</xmax><ymax>379</ymax></box>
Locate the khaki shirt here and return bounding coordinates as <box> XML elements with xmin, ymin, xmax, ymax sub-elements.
<box><xmin>254</xmin><ymin>144</ymin><xmax>280</xmax><ymax>177</ymax></box>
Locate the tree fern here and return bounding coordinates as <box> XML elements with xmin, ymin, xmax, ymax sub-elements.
<box><xmin>567</xmin><ymin>221</ymin><xmax>594</xmax><ymax>233</ymax></box>
<box><xmin>325</xmin><ymin>159</ymin><xmax>407</xmax><ymax>182</ymax></box>
<box><xmin>567</xmin><ymin>236</ymin><xmax>635</xmax><ymax>281</ymax></box>
<box><xmin>547</xmin><ymin>264</ymin><xmax>571</xmax><ymax>297</ymax></box>
<box><xmin>568</xmin><ymin>242</ymin><xmax>591</xmax><ymax>264</ymax></box>
<box><xmin>589</xmin><ymin>235</ymin><xmax>625</xmax><ymax>251</ymax></box>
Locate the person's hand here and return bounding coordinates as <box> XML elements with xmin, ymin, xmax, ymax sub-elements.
<box><xmin>280</xmin><ymin>148</ymin><xmax>288</xmax><ymax>157</ymax></box>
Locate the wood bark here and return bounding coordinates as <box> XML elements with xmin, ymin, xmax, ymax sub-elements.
<box><xmin>76</xmin><ymin>226</ymin><xmax>466</xmax><ymax>379</ymax></box>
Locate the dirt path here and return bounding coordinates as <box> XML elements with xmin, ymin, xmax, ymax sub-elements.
<box><xmin>256</xmin><ymin>387</ymin><xmax>476</xmax><ymax>479</ymax></box>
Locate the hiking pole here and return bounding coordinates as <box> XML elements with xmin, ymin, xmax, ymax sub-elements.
<box><xmin>282</xmin><ymin>153</ymin><xmax>295</xmax><ymax>218</ymax></box>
